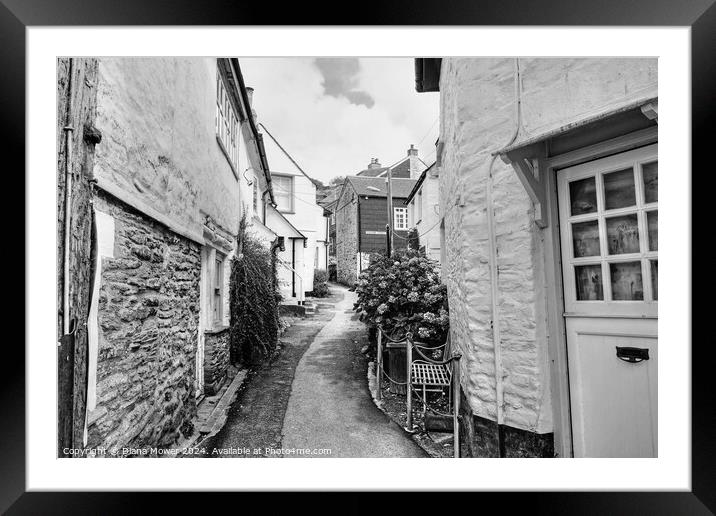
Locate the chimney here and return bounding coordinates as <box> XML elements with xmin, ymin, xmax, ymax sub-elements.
<box><xmin>245</xmin><ymin>86</ymin><xmax>258</xmax><ymax>124</ymax></box>
<box><xmin>368</xmin><ymin>158</ymin><xmax>382</xmax><ymax>169</ymax></box>
<box><xmin>407</xmin><ymin>144</ymin><xmax>424</xmax><ymax>179</ymax></box>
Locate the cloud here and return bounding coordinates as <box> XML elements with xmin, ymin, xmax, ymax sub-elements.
<box><xmin>239</xmin><ymin>58</ymin><xmax>438</xmax><ymax>184</ymax></box>
<box><xmin>313</xmin><ymin>58</ymin><xmax>375</xmax><ymax>108</ymax></box>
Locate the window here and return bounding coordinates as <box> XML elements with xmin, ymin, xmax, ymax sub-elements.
<box><xmin>273</xmin><ymin>175</ymin><xmax>294</xmax><ymax>212</ymax></box>
<box><xmin>565</xmin><ymin>158</ymin><xmax>658</xmax><ymax>302</ymax></box>
<box><xmin>394</xmin><ymin>207</ymin><xmax>408</xmax><ymax>230</ymax></box>
<box><xmin>216</xmin><ymin>70</ymin><xmax>240</xmax><ymax>169</ymax></box>
<box><xmin>213</xmin><ymin>254</ymin><xmax>224</xmax><ymax>324</ymax></box>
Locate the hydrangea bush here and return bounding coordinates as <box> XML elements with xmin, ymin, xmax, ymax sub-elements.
<box><xmin>353</xmin><ymin>249</ymin><xmax>449</xmax><ymax>344</ymax></box>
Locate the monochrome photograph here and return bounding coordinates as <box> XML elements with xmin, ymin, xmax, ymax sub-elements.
<box><xmin>56</xmin><ymin>56</ymin><xmax>658</xmax><ymax>460</ymax></box>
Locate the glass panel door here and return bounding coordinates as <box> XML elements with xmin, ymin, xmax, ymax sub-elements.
<box><xmin>558</xmin><ymin>144</ymin><xmax>658</xmax><ymax>315</ymax></box>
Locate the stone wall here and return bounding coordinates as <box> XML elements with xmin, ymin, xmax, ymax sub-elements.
<box><xmin>203</xmin><ymin>328</ymin><xmax>230</xmax><ymax>395</ymax></box>
<box><xmin>438</xmin><ymin>58</ymin><xmax>657</xmax><ymax>452</ymax></box>
<box><xmin>86</xmin><ymin>191</ymin><xmax>200</xmax><ymax>451</ymax></box>
<box><xmin>336</xmin><ymin>187</ymin><xmax>358</xmax><ymax>285</ymax></box>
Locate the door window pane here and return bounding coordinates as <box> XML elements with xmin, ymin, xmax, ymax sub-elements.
<box><xmin>650</xmin><ymin>259</ymin><xmax>658</xmax><ymax>300</ymax></box>
<box><xmin>610</xmin><ymin>261</ymin><xmax>644</xmax><ymax>300</ymax></box>
<box><xmin>606</xmin><ymin>214</ymin><xmax>640</xmax><ymax>255</ymax></box>
<box><xmin>642</xmin><ymin>161</ymin><xmax>658</xmax><ymax>203</ymax></box>
<box><xmin>569</xmin><ymin>177</ymin><xmax>597</xmax><ymax>216</ymax></box>
<box><xmin>575</xmin><ymin>264</ymin><xmax>603</xmax><ymax>301</ymax></box>
<box><xmin>572</xmin><ymin>220</ymin><xmax>601</xmax><ymax>257</ymax></box>
<box><xmin>603</xmin><ymin>168</ymin><xmax>636</xmax><ymax>210</ymax></box>
<box><xmin>647</xmin><ymin>210</ymin><xmax>658</xmax><ymax>251</ymax></box>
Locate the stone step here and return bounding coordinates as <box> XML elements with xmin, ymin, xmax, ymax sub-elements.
<box><xmin>279</xmin><ymin>304</ymin><xmax>306</xmax><ymax>317</ymax></box>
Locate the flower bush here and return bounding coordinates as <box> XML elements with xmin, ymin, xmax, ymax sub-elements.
<box><xmin>353</xmin><ymin>249</ymin><xmax>449</xmax><ymax>344</ymax></box>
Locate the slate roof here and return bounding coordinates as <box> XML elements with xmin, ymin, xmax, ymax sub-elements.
<box><xmin>356</xmin><ymin>167</ymin><xmax>389</xmax><ymax>177</ymax></box>
<box><xmin>345</xmin><ymin>176</ymin><xmax>418</xmax><ymax>198</ymax></box>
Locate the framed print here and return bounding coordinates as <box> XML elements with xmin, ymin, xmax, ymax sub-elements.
<box><xmin>5</xmin><ymin>0</ymin><xmax>712</xmax><ymax>512</ymax></box>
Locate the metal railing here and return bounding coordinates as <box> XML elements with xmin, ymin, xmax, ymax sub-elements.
<box><xmin>376</xmin><ymin>326</ymin><xmax>462</xmax><ymax>458</ymax></box>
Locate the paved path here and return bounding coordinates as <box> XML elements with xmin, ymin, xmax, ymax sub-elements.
<box><xmin>205</xmin><ymin>283</ymin><xmax>426</xmax><ymax>458</ymax></box>
<box><xmin>281</xmin><ymin>284</ymin><xmax>426</xmax><ymax>458</ymax></box>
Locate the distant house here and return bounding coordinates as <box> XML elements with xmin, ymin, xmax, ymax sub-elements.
<box><xmin>356</xmin><ymin>145</ymin><xmax>425</xmax><ymax>179</ymax></box>
<box><xmin>260</xmin><ymin>123</ymin><xmax>329</xmax><ymax>303</ymax></box>
<box><xmin>334</xmin><ymin>155</ymin><xmax>421</xmax><ymax>285</ymax></box>
<box><xmin>404</xmin><ymin>160</ymin><xmax>440</xmax><ymax>262</ymax></box>
<box><xmin>317</xmin><ymin>184</ymin><xmax>342</xmax><ymax>262</ymax></box>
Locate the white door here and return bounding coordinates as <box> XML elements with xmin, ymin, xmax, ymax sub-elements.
<box><xmin>558</xmin><ymin>144</ymin><xmax>658</xmax><ymax>457</ymax></box>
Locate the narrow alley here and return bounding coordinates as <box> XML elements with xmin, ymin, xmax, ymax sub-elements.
<box><xmin>203</xmin><ymin>284</ymin><xmax>427</xmax><ymax>458</ymax></box>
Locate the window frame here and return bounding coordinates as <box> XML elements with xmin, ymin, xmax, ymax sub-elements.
<box><xmin>212</xmin><ymin>253</ymin><xmax>225</xmax><ymax>326</ymax></box>
<box><xmin>215</xmin><ymin>68</ymin><xmax>240</xmax><ymax>175</ymax></box>
<box><xmin>557</xmin><ymin>143</ymin><xmax>658</xmax><ymax>318</ymax></box>
<box><xmin>272</xmin><ymin>173</ymin><xmax>295</xmax><ymax>213</ymax></box>
<box><xmin>394</xmin><ymin>207</ymin><xmax>408</xmax><ymax>231</ymax></box>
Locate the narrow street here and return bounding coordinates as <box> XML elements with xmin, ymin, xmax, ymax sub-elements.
<box><xmin>204</xmin><ymin>283</ymin><xmax>427</xmax><ymax>458</ymax></box>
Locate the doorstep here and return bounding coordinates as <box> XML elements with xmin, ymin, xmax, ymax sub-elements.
<box><xmin>178</xmin><ymin>367</ymin><xmax>249</xmax><ymax>453</ymax></box>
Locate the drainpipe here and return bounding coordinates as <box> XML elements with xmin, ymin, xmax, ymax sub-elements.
<box><xmin>61</xmin><ymin>58</ymin><xmax>75</xmax><ymax>336</ymax></box>
<box><xmin>486</xmin><ymin>57</ymin><xmax>523</xmax><ymax>457</ymax></box>
<box><xmin>262</xmin><ymin>190</ymin><xmax>270</xmax><ymax>224</ymax></box>
<box><xmin>291</xmin><ymin>238</ymin><xmax>296</xmax><ymax>299</ymax></box>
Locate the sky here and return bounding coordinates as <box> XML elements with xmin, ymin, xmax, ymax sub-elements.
<box><xmin>239</xmin><ymin>58</ymin><xmax>439</xmax><ymax>185</ymax></box>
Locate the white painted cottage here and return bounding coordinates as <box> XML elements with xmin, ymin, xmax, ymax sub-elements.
<box><xmin>416</xmin><ymin>57</ymin><xmax>658</xmax><ymax>458</ymax></box>
<box><xmin>259</xmin><ymin>122</ymin><xmax>329</xmax><ymax>304</ymax></box>
<box><xmin>405</xmin><ymin>161</ymin><xmax>441</xmax><ymax>262</ymax></box>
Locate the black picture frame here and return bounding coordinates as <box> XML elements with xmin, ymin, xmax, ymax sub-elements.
<box><xmin>5</xmin><ymin>0</ymin><xmax>711</xmax><ymax>512</ymax></box>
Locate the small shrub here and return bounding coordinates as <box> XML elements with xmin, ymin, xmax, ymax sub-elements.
<box><xmin>229</xmin><ymin>215</ymin><xmax>281</xmax><ymax>365</ymax></box>
<box><xmin>353</xmin><ymin>248</ymin><xmax>449</xmax><ymax>344</ymax></box>
<box><xmin>407</xmin><ymin>227</ymin><xmax>420</xmax><ymax>251</ymax></box>
<box><xmin>307</xmin><ymin>268</ymin><xmax>330</xmax><ymax>297</ymax></box>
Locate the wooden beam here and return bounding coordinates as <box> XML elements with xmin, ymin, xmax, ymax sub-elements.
<box><xmin>57</xmin><ymin>58</ymin><xmax>100</xmax><ymax>453</ymax></box>
<box><xmin>502</xmin><ymin>154</ymin><xmax>548</xmax><ymax>228</ymax></box>
<box><xmin>641</xmin><ymin>101</ymin><xmax>658</xmax><ymax>123</ymax></box>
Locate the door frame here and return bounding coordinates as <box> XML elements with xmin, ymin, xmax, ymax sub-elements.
<box><xmin>538</xmin><ymin>125</ymin><xmax>658</xmax><ymax>458</ymax></box>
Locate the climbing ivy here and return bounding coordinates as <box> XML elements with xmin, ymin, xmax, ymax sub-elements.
<box><xmin>229</xmin><ymin>214</ymin><xmax>281</xmax><ymax>365</ymax></box>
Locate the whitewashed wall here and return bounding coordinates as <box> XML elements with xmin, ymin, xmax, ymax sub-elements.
<box><xmin>438</xmin><ymin>58</ymin><xmax>658</xmax><ymax>433</ymax></box>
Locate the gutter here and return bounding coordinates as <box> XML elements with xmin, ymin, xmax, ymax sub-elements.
<box><xmin>259</xmin><ymin>122</ymin><xmax>321</xmax><ymax>188</ymax></box>
<box><xmin>404</xmin><ymin>163</ymin><xmax>433</xmax><ymax>205</ymax></box>
<box><xmin>229</xmin><ymin>58</ymin><xmax>275</xmax><ymax>206</ymax></box>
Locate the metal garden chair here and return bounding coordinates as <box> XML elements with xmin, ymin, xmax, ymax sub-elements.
<box><xmin>376</xmin><ymin>327</ymin><xmax>462</xmax><ymax>458</ymax></box>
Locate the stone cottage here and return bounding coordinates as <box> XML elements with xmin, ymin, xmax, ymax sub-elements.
<box><xmin>57</xmin><ymin>57</ymin><xmax>274</xmax><ymax>454</ymax></box>
<box><xmin>415</xmin><ymin>58</ymin><xmax>658</xmax><ymax>458</ymax></box>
